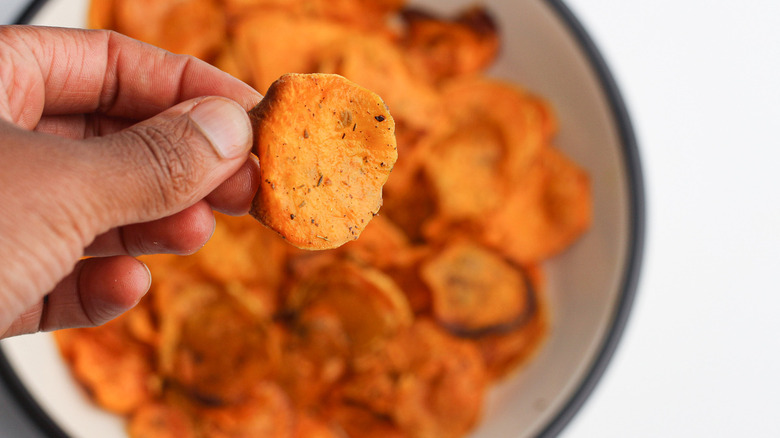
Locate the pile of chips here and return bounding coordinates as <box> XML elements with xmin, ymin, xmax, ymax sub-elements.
<box><xmin>56</xmin><ymin>0</ymin><xmax>592</xmax><ymax>436</ymax></box>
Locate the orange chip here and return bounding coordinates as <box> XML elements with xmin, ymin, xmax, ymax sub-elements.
<box><xmin>422</xmin><ymin>118</ymin><xmax>508</xmax><ymax>220</ymax></box>
<box><xmin>213</xmin><ymin>40</ymin><xmax>252</xmax><ymax>83</ymax></box>
<box><xmin>87</xmin><ymin>0</ymin><xmax>115</xmax><ymax>29</ymax></box>
<box><xmin>339</xmin><ymin>319</ymin><xmax>487</xmax><ymax>437</ymax></box>
<box><xmin>54</xmin><ymin>320</ymin><xmax>155</xmax><ymax>414</ymax></box>
<box><xmin>317</xmin><ymin>32</ymin><xmax>443</xmax><ymax>132</ymax></box>
<box><xmin>275</xmin><ymin>305</ymin><xmax>350</xmax><ymax>408</ymax></box>
<box><xmin>313</xmin><ymin>0</ymin><xmax>406</xmax><ymax>30</ymax></box>
<box><xmin>439</xmin><ymin>78</ymin><xmax>550</xmax><ymax>181</ymax></box>
<box><xmin>400</xmin><ymin>6</ymin><xmax>500</xmax><ymax>83</ymax></box>
<box><xmin>483</xmin><ymin>146</ymin><xmax>592</xmax><ymax>264</ymax></box>
<box><xmin>232</xmin><ymin>12</ymin><xmax>349</xmax><ymax>91</ymax></box>
<box><xmin>113</xmin><ymin>0</ymin><xmax>226</xmax><ymax>60</ymax></box>
<box><xmin>420</xmin><ymin>241</ymin><xmax>531</xmax><ymax>336</ymax></box>
<box><xmin>156</xmin><ymin>284</ymin><xmax>280</xmax><ymax>405</ymax></box>
<box><xmin>249</xmin><ymin>73</ymin><xmax>397</xmax><ymax>250</ymax></box>
<box><xmin>476</xmin><ymin>265</ymin><xmax>549</xmax><ymax>380</ymax></box>
<box><xmin>128</xmin><ymin>403</ymin><xmax>196</xmax><ymax>438</ymax></box>
<box><xmin>192</xmin><ymin>213</ymin><xmax>288</xmax><ymax>294</ymax></box>
<box><xmin>292</xmin><ymin>414</ymin><xmax>343</xmax><ymax>438</ymax></box>
<box><xmin>285</xmin><ymin>261</ymin><xmax>412</xmax><ymax>353</ymax></box>
<box><xmin>381</xmin><ymin>168</ymin><xmax>437</xmax><ymax>242</ymax></box>
<box><xmin>155</xmin><ymin>0</ymin><xmax>226</xmax><ymax>60</ymax></box>
<box><xmin>326</xmin><ymin>404</ymin><xmax>406</xmax><ymax>438</ymax></box>
<box><xmin>413</xmin><ymin>78</ymin><xmax>551</xmax><ymax>228</ymax></box>
<box><xmin>196</xmin><ymin>383</ymin><xmax>294</xmax><ymax>437</ymax></box>
<box><xmin>338</xmin><ymin>214</ymin><xmax>409</xmax><ymax>268</ymax></box>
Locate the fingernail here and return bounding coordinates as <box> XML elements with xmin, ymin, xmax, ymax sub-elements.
<box><xmin>190</xmin><ymin>97</ymin><xmax>252</xmax><ymax>159</ymax></box>
<box><xmin>139</xmin><ymin>260</ymin><xmax>152</xmax><ymax>296</ymax></box>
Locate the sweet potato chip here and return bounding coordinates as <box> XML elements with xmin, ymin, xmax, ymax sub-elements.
<box><xmin>55</xmin><ymin>319</ymin><xmax>155</xmax><ymax>414</ymax></box>
<box><xmin>213</xmin><ymin>40</ymin><xmax>252</xmax><ymax>84</ymax></box>
<box><xmin>483</xmin><ymin>146</ymin><xmax>592</xmax><ymax>264</ymax></box>
<box><xmin>87</xmin><ymin>0</ymin><xmax>115</xmax><ymax>29</ymax></box>
<box><xmin>317</xmin><ymin>33</ymin><xmax>443</xmax><ymax>132</ymax></box>
<box><xmin>156</xmin><ymin>284</ymin><xmax>280</xmax><ymax>405</ymax></box>
<box><xmin>422</xmin><ymin>118</ymin><xmax>508</xmax><ymax>220</ymax></box>
<box><xmin>275</xmin><ymin>306</ymin><xmax>350</xmax><ymax>408</ymax></box>
<box><xmin>249</xmin><ymin>73</ymin><xmax>397</xmax><ymax>250</ymax></box>
<box><xmin>381</xmin><ymin>168</ymin><xmax>437</xmax><ymax>243</ymax></box>
<box><xmin>326</xmin><ymin>404</ymin><xmax>406</xmax><ymax>438</ymax></box>
<box><xmin>420</xmin><ymin>241</ymin><xmax>531</xmax><ymax>336</ymax></box>
<box><xmin>314</xmin><ymin>0</ymin><xmax>406</xmax><ymax>30</ymax></box>
<box><xmin>292</xmin><ymin>414</ymin><xmax>343</xmax><ymax>438</ymax></box>
<box><xmin>193</xmin><ymin>213</ymin><xmax>287</xmax><ymax>294</ymax></box>
<box><xmin>232</xmin><ymin>12</ymin><xmax>348</xmax><ymax>92</ymax></box>
<box><xmin>196</xmin><ymin>383</ymin><xmax>294</xmax><ymax>438</ymax></box>
<box><xmin>285</xmin><ymin>261</ymin><xmax>413</xmax><ymax>353</ymax></box>
<box><xmin>476</xmin><ymin>265</ymin><xmax>549</xmax><ymax>380</ymax></box>
<box><xmin>382</xmin><ymin>245</ymin><xmax>434</xmax><ymax>314</ymax></box>
<box><xmin>438</xmin><ymin>78</ymin><xmax>549</xmax><ymax>182</ymax></box>
<box><xmin>340</xmin><ymin>319</ymin><xmax>487</xmax><ymax>438</ymax></box>
<box><xmin>411</xmin><ymin>79</ymin><xmax>552</xmax><ymax>229</ymax></box>
<box><xmin>220</xmin><ymin>0</ymin><xmax>403</xmax><ymax>30</ymax></box>
<box><xmin>400</xmin><ymin>5</ymin><xmax>500</xmax><ymax>83</ymax></box>
<box><xmin>339</xmin><ymin>214</ymin><xmax>410</xmax><ymax>268</ymax></box>
<box><xmin>113</xmin><ymin>0</ymin><xmax>226</xmax><ymax>60</ymax></box>
<box><xmin>128</xmin><ymin>403</ymin><xmax>196</xmax><ymax>438</ymax></box>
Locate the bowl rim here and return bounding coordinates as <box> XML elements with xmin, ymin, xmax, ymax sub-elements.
<box><xmin>1</xmin><ymin>0</ymin><xmax>645</xmax><ymax>437</ymax></box>
<box><xmin>534</xmin><ymin>0</ymin><xmax>645</xmax><ymax>435</ymax></box>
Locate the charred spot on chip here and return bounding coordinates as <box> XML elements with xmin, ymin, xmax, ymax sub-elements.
<box><xmin>340</xmin><ymin>109</ymin><xmax>354</xmax><ymax>128</ymax></box>
<box><xmin>374</xmin><ymin>115</ymin><xmax>386</xmax><ymax>122</ymax></box>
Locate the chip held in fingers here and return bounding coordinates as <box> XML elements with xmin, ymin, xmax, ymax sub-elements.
<box><xmin>249</xmin><ymin>73</ymin><xmax>398</xmax><ymax>250</ymax></box>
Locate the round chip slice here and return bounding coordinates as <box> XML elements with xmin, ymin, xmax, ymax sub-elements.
<box><xmin>249</xmin><ymin>73</ymin><xmax>398</xmax><ymax>250</ymax></box>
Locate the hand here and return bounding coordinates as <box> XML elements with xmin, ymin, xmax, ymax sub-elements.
<box><xmin>0</xmin><ymin>26</ymin><xmax>263</xmax><ymax>338</ymax></box>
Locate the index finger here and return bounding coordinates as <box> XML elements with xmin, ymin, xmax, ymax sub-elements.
<box><xmin>1</xmin><ymin>26</ymin><xmax>262</xmax><ymax>128</ymax></box>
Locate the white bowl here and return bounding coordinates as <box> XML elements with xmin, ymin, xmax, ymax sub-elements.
<box><xmin>0</xmin><ymin>0</ymin><xmax>644</xmax><ymax>437</ymax></box>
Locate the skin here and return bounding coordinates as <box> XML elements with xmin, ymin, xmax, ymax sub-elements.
<box><xmin>0</xmin><ymin>26</ymin><xmax>263</xmax><ymax>338</ymax></box>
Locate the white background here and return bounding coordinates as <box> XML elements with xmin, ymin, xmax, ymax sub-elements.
<box><xmin>2</xmin><ymin>0</ymin><xmax>780</xmax><ymax>437</ymax></box>
<box><xmin>561</xmin><ymin>1</ymin><xmax>780</xmax><ymax>437</ymax></box>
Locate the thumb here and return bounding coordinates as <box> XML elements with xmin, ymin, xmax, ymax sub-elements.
<box><xmin>88</xmin><ymin>96</ymin><xmax>253</xmax><ymax>229</ymax></box>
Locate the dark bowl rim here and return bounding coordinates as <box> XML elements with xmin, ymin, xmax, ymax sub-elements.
<box><xmin>1</xmin><ymin>0</ymin><xmax>645</xmax><ymax>437</ymax></box>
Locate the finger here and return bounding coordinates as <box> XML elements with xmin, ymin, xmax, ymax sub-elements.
<box><xmin>33</xmin><ymin>113</ymin><xmax>136</xmax><ymax>139</ymax></box>
<box><xmin>0</xmin><ymin>256</ymin><xmax>151</xmax><ymax>338</ymax></box>
<box><xmin>85</xmin><ymin>200</ymin><xmax>215</xmax><ymax>257</ymax></box>
<box><xmin>206</xmin><ymin>153</ymin><xmax>261</xmax><ymax>215</ymax></box>
<box><xmin>0</xmin><ymin>26</ymin><xmax>261</xmax><ymax>129</ymax></box>
<box><xmin>82</xmin><ymin>95</ymin><xmax>253</xmax><ymax>230</ymax></box>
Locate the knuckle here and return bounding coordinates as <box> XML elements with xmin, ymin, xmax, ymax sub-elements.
<box><xmin>126</xmin><ymin>119</ymin><xmax>204</xmax><ymax>212</ymax></box>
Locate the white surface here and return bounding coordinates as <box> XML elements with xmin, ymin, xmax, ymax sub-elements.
<box><xmin>561</xmin><ymin>1</ymin><xmax>780</xmax><ymax>437</ymax></box>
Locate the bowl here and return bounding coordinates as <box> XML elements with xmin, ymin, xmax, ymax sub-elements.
<box><xmin>0</xmin><ymin>0</ymin><xmax>644</xmax><ymax>436</ymax></box>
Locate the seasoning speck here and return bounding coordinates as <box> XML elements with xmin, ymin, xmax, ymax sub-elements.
<box><xmin>374</xmin><ymin>115</ymin><xmax>386</xmax><ymax>122</ymax></box>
